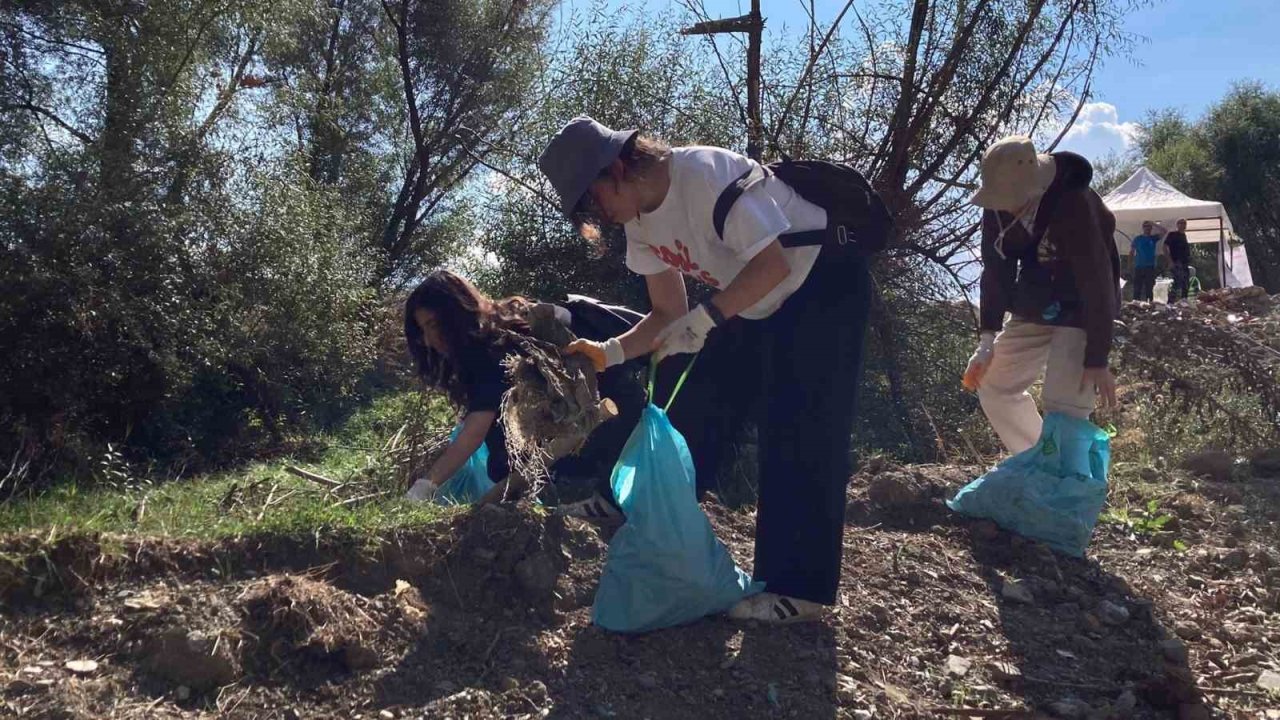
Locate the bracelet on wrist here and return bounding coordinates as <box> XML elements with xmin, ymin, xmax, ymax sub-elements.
<box><xmin>701</xmin><ymin>301</ymin><xmax>726</xmax><ymax>326</ymax></box>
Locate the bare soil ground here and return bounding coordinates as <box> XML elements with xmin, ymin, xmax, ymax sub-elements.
<box><xmin>2</xmin><ymin>460</ymin><xmax>1278</xmax><ymax>719</ymax></box>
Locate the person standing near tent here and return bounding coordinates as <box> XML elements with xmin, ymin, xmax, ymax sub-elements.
<box><xmin>1187</xmin><ymin>265</ymin><xmax>1203</xmax><ymax>302</ymax></box>
<box><xmin>537</xmin><ymin>116</ymin><xmax>877</xmax><ymax>624</ymax></box>
<box><xmin>962</xmin><ymin>136</ymin><xmax>1120</xmax><ymax>454</ymax></box>
<box><xmin>1164</xmin><ymin>218</ymin><xmax>1192</xmax><ymax>301</ymax></box>
<box><xmin>1129</xmin><ymin>220</ymin><xmax>1165</xmax><ymax>301</ymax></box>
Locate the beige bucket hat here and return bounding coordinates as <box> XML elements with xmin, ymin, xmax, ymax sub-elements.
<box><xmin>970</xmin><ymin>136</ymin><xmax>1057</xmax><ymax>211</ymax></box>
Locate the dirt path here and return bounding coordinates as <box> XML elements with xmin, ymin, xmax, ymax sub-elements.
<box><xmin>2</xmin><ymin>463</ymin><xmax>1278</xmax><ymax>719</ymax></box>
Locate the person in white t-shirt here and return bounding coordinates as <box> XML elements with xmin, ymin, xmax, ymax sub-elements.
<box><xmin>538</xmin><ymin>116</ymin><xmax>874</xmax><ymax>624</ymax></box>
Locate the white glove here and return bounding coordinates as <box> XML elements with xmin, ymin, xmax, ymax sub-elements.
<box><xmin>564</xmin><ymin>337</ymin><xmax>625</xmax><ymax>373</ymax></box>
<box><xmin>962</xmin><ymin>332</ymin><xmax>996</xmax><ymax>391</ymax></box>
<box><xmin>655</xmin><ymin>304</ymin><xmax>716</xmax><ymax>362</ymax></box>
<box><xmin>404</xmin><ymin>477</ymin><xmax>439</xmax><ymax>503</ymax></box>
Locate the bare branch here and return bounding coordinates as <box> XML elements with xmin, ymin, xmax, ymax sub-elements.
<box><xmin>677</xmin><ymin>0</ymin><xmax>750</xmax><ymax>137</ymax></box>
<box><xmin>453</xmin><ymin>127</ymin><xmax>560</xmax><ymax>212</ymax></box>
<box><xmin>769</xmin><ymin>0</ymin><xmax>856</xmax><ymax>150</ymax></box>
<box><xmin>679</xmin><ymin>14</ymin><xmax>759</xmax><ymax>35</ymax></box>
<box><xmin>193</xmin><ymin>29</ymin><xmax>261</xmax><ymax>143</ymax></box>
<box><xmin>0</xmin><ymin>102</ymin><xmax>94</xmax><ymax>145</ymax></box>
<box><xmin>1045</xmin><ymin>39</ymin><xmax>1100</xmax><ymax>152</ymax></box>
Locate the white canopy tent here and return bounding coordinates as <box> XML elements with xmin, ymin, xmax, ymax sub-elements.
<box><xmin>1103</xmin><ymin>167</ymin><xmax>1253</xmax><ymax>288</ymax></box>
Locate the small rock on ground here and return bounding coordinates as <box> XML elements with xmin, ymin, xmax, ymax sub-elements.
<box><xmin>1174</xmin><ymin>622</ymin><xmax>1203</xmax><ymax>641</ymax></box>
<box><xmin>1249</xmin><ymin>447</ymin><xmax>1280</xmax><ymax>477</ymax></box>
<box><xmin>1096</xmin><ymin>600</ymin><xmax>1130</xmax><ymax>626</ymax></box>
<box><xmin>972</xmin><ymin>520</ymin><xmax>1000</xmax><ymax>540</ymax></box>
<box><xmin>1002</xmin><ymin>580</ymin><xmax>1034</xmax><ymax>604</ymax></box>
<box><xmin>1049</xmin><ymin>697</ymin><xmax>1090</xmax><ymax>719</ymax></box>
<box><xmin>867</xmin><ymin>471</ymin><xmax>929</xmax><ymax>509</ymax></box>
<box><xmin>1159</xmin><ymin>638</ymin><xmax>1189</xmax><ymax>664</ymax></box>
<box><xmin>1258</xmin><ymin>669</ymin><xmax>1280</xmax><ymax>692</ymax></box>
<box><xmin>1178</xmin><ymin>703</ymin><xmax>1211</xmax><ymax>720</ymax></box>
<box><xmin>1180</xmin><ymin>449</ymin><xmax>1233</xmax><ymax>482</ymax></box>
<box><xmin>944</xmin><ymin>655</ymin><xmax>971</xmax><ymax>678</ymax></box>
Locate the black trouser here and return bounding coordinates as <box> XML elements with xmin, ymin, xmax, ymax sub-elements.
<box><xmin>1133</xmin><ymin>266</ymin><xmax>1156</xmax><ymax>301</ymax></box>
<box><xmin>1170</xmin><ymin>262</ymin><xmax>1190</xmax><ymax>301</ymax></box>
<box><xmin>549</xmin><ymin>362</ymin><xmax>647</xmax><ymax>505</ymax></box>
<box><xmin>550</xmin><ymin>306</ymin><xmax>651</xmax><ymax>507</ymax></box>
<box><xmin>662</xmin><ymin>248</ymin><xmax>872</xmax><ymax>605</ymax></box>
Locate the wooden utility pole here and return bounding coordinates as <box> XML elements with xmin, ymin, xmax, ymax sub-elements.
<box><xmin>680</xmin><ymin>0</ymin><xmax>765</xmax><ymax>160</ymax></box>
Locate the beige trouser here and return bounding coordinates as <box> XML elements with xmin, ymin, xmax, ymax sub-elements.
<box><xmin>977</xmin><ymin>319</ymin><xmax>1096</xmax><ymax>454</ymax></box>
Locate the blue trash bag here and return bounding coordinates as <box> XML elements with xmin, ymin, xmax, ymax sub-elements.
<box><xmin>592</xmin><ymin>360</ymin><xmax>762</xmax><ymax>633</ymax></box>
<box><xmin>947</xmin><ymin>412</ymin><xmax>1110</xmax><ymax>557</ymax></box>
<box><xmin>435</xmin><ymin>424</ymin><xmax>497</xmax><ymax>506</ymax></box>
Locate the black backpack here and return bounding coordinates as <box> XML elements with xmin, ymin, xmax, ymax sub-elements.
<box><xmin>712</xmin><ymin>160</ymin><xmax>893</xmax><ymax>258</ymax></box>
<box><xmin>561</xmin><ymin>294</ymin><xmax>645</xmax><ymax>342</ymax></box>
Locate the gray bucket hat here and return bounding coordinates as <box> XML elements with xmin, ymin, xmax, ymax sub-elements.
<box><xmin>538</xmin><ymin>116</ymin><xmax>639</xmax><ymax>218</ymax></box>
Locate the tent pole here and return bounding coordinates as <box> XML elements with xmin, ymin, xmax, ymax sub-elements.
<box><xmin>1219</xmin><ymin>216</ymin><xmax>1226</xmax><ymax>287</ymax></box>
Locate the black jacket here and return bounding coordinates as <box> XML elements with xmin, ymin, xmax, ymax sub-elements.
<box><xmin>979</xmin><ymin>152</ymin><xmax>1120</xmax><ymax>368</ymax></box>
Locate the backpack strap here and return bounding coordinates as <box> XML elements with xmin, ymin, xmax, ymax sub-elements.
<box><xmin>712</xmin><ymin>163</ymin><xmax>770</xmax><ymax>240</ymax></box>
<box><xmin>711</xmin><ymin>162</ymin><xmax>833</xmax><ymax>250</ymax></box>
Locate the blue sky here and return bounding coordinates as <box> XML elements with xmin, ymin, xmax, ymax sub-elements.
<box><xmin>1062</xmin><ymin>0</ymin><xmax>1280</xmax><ymax>159</ymax></box>
<box><xmin>567</xmin><ymin>0</ymin><xmax>1280</xmax><ymax>161</ymax></box>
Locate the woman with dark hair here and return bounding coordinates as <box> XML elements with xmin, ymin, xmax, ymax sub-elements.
<box><xmin>403</xmin><ymin>269</ymin><xmax>644</xmax><ymax>517</ymax></box>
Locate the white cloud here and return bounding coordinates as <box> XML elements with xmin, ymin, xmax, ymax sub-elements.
<box><xmin>1055</xmin><ymin>101</ymin><xmax>1141</xmax><ymax>159</ymax></box>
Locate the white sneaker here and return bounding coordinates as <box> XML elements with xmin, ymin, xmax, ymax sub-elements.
<box><xmin>404</xmin><ymin>478</ymin><xmax>439</xmax><ymax>503</ymax></box>
<box><xmin>554</xmin><ymin>492</ymin><xmax>624</xmax><ymax>523</ymax></box>
<box><xmin>728</xmin><ymin>592</ymin><xmax>825</xmax><ymax>624</ymax></box>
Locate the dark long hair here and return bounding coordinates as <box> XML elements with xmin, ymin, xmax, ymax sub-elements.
<box><xmin>403</xmin><ymin>270</ymin><xmax>530</xmax><ymax>406</ymax></box>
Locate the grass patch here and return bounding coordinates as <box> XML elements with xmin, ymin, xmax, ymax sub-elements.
<box><xmin>0</xmin><ymin>457</ymin><xmax>453</xmax><ymax>540</ymax></box>
<box><xmin>0</xmin><ymin>390</ymin><xmax>459</xmax><ymax>540</ymax></box>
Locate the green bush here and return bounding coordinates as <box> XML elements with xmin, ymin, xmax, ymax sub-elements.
<box><xmin>0</xmin><ymin>166</ymin><xmax>383</xmax><ymax>494</ymax></box>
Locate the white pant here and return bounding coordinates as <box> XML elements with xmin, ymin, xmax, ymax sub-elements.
<box><xmin>978</xmin><ymin>319</ymin><xmax>1096</xmax><ymax>454</ymax></box>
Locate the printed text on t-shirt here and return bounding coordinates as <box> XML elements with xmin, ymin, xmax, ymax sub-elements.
<box><xmin>650</xmin><ymin>240</ymin><xmax>721</xmax><ymax>287</ymax></box>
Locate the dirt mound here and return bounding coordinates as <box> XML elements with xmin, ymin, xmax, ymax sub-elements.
<box><xmin>0</xmin><ymin>502</ymin><xmax>605</xmax><ymax>615</ymax></box>
<box><xmin>142</xmin><ymin>625</ymin><xmax>242</xmax><ymax>692</ymax></box>
<box><xmin>1196</xmin><ymin>286</ymin><xmax>1278</xmax><ymax>316</ymax></box>
<box><xmin>848</xmin><ymin>460</ymin><xmax>984</xmax><ymax>527</ymax></box>
<box><xmin>1116</xmin><ymin>287</ymin><xmax>1280</xmax><ymax>448</ymax></box>
<box><xmin>238</xmin><ymin>575</ymin><xmax>381</xmax><ymax>673</ymax></box>
<box><xmin>3</xmin><ymin>470</ymin><xmax>1279</xmax><ymax>719</ymax></box>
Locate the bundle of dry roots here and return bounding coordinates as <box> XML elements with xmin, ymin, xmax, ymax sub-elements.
<box><xmin>286</xmin><ymin>303</ymin><xmax>618</xmax><ymax>501</ymax></box>
<box><xmin>499</xmin><ymin>304</ymin><xmax>617</xmax><ymax>492</ymax></box>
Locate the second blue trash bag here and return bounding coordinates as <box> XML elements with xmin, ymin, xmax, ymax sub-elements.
<box><xmin>592</xmin><ymin>360</ymin><xmax>762</xmax><ymax>633</ymax></box>
<box><xmin>947</xmin><ymin>412</ymin><xmax>1110</xmax><ymax>557</ymax></box>
<box><xmin>435</xmin><ymin>425</ymin><xmax>496</xmax><ymax>505</ymax></box>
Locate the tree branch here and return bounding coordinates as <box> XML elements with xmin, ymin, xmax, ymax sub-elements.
<box><xmin>0</xmin><ymin>102</ymin><xmax>94</xmax><ymax>145</ymax></box>
<box><xmin>769</xmin><ymin>0</ymin><xmax>857</xmax><ymax>152</ymax></box>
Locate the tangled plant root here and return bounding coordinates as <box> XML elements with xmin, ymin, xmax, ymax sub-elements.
<box><xmin>237</xmin><ymin>575</ymin><xmax>378</xmax><ymax>669</ymax></box>
<box><xmin>499</xmin><ymin>305</ymin><xmax>616</xmax><ymax>493</ymax></box>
